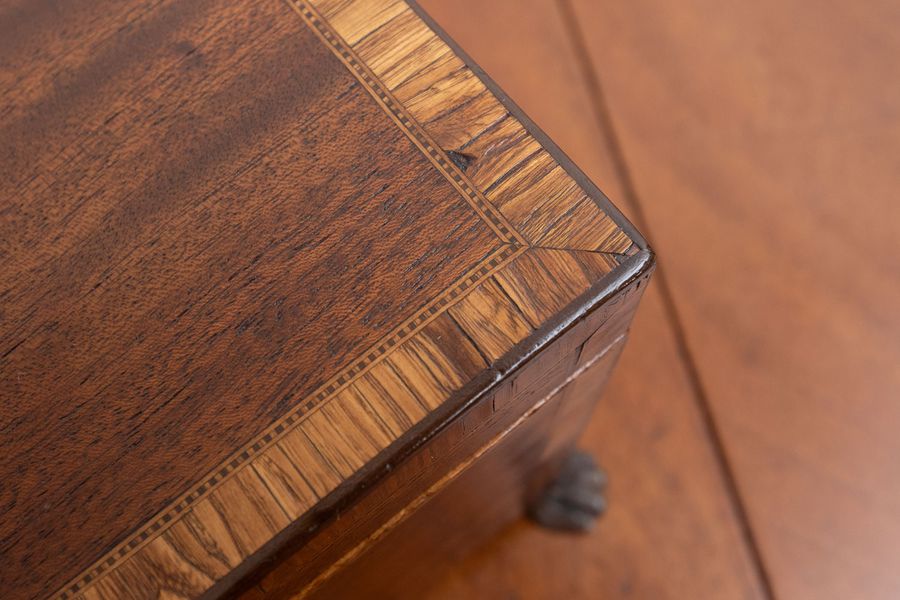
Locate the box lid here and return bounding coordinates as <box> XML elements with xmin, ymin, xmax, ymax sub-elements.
<box><xmin>0</xmin><ymin>0</ymin><xmax>650</xmax><ymax>598</ymax></box>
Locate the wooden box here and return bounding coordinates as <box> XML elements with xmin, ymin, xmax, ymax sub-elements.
<box><xmin>0</xmin><ymin>0</ymin><xmax>653</xmax><ymax>598</ymax></box>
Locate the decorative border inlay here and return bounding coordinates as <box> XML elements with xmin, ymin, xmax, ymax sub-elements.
<box><xmin>55</xmin><ymin>0</ymin><xmax>639</xmax><ymax>596</ymax></box>
<box><xmin>286</xmin><ymin>0</ymin><xmax>528</xmax><ymax>249</ymax></box>
<box><xmin>60</xmin><ymin>244</ymin><xmax>521</xmax><ymax>600</ymax></box>
<box><xmin>56</xmin><ymin>3</ymin><xmax>530</xmax><ymax>597</ymax></box>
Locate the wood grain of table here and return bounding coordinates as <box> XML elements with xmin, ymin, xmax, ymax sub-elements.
<box><xmin>417</xmin><ymin>1</ymin><xmax>766</xmax><ymax>598</ymax></box>
<box><xmin>420</xmin><ymin>0</ymin><xmax>900</xmax><ymax>598</ymax></box>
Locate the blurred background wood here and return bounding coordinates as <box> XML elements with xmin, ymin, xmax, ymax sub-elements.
<box><xmin>418</xmin><ymin>0</ymin><xmax>900</xmax><ymax>598</ymax></box>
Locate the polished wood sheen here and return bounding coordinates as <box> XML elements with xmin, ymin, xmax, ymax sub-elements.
<box><xmin>244</xmin><ymin>270</ymin><xmax>650</xmax><ymax>600</ymax></box>
<box><xmin>0</xmin><ymin>0</ymin><xmax>651</xmax><ymax>599</ymax></box>
<box><xmin>414</xmin><ymin>3</ymin><xmax>768</xmax><ymax>599</ymax></box>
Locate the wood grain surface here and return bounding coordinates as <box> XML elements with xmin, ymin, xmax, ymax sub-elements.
<box><xmin>416</xmin><ymin>1</ymin><xmax>767</xmax><ymax>598</ymax></box>
<box><xmin>416</xmin><ymin>0</ymin><xmax>900</xmax><ymax>599</ymax></box>
<box><xmin>0</xmin><ymin>0</ymin><xmax>651</xmax><ymax>598</ymax></box>
<box><xmin>568</xmin><ymin>1</ymin><xmax>900</xmax><ymax>598</ymax></box>
<box><xmin>1</xmin><ymin>3</ymin><xmax>501</xmax><ymax>595</ymax></box>
<box><xmin>304</xmin><ymin>335</ymin><xmax>631</xmax><ymax>600</ymax></box>
<box><xmin>241</xmin><ymin>268</ymin><xmax>651</xmax><ymax>600</ymax></box>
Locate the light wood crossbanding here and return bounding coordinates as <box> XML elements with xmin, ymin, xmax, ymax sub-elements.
<box><xmin>0</xmin><ymin>0</ymin><xmax>647</xmax><ymax>597</ymax></box>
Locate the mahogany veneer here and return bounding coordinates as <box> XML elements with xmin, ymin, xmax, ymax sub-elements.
<box><xmin>0</xmin><ymin>0</ymin><xmax>652</xmax><ymax>598</ymax></box>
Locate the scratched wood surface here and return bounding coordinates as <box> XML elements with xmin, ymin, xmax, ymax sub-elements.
<box><xmin>0</xmin><ymin>0</ymin><xmax>650</xmax><ymax>598</ymax></box>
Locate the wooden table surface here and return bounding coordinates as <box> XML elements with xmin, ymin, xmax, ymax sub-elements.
<box><xmin>418</xmin><ymin>1</ymin><xmax>900</xmax><ymax>599</ymax></box>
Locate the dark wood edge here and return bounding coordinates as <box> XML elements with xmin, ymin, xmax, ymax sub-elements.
<box><xmin>404</xmin><ymin>0</ymin><xmax>650</xmax><ymax>253</ymax></box>
<box><xmin>213</xmin><ymin>249</ymin><xmax>655</xmax><ymax>599</ymax></box>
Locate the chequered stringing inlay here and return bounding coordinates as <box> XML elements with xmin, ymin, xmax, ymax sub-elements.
<box><xmin>57</xmin><ymin>1</ymin><xmax>530</xmax><ymax>596</ymax></box>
